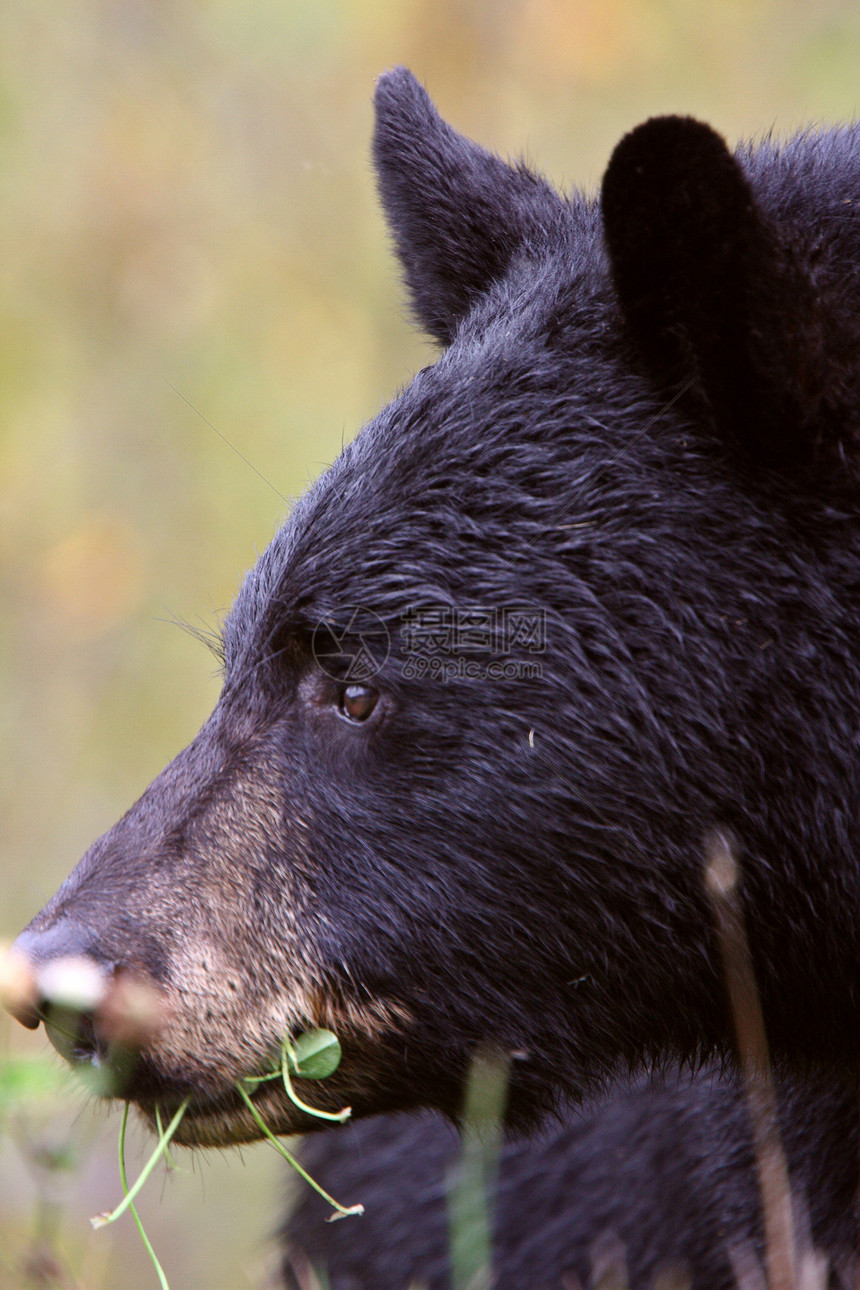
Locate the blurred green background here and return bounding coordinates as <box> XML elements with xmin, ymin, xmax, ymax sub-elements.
<box><xmin>2</xmin><ymin>1</ymin><xmax>860</xmax><ymax>1286</ymax></box>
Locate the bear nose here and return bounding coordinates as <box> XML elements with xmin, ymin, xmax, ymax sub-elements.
<box><xmin>3</xmin><ymin>923</ymin><xmax>167</xmax><ymax>1087</ymax></box>
<box><xmin>3</xmin><ymin>923</ymin><xmax>113</xmax><ymax>1064</ymax></box>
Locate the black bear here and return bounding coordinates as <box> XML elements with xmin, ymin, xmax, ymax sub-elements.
<box><xmin>6</xmin><ymin>67</ymin><xmax>860</xmax><ymax>1283</ymax></box>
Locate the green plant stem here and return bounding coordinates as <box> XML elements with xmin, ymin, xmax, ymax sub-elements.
<box><xmin>118</xmin><ymin>1103</ymin><xmax>171</xmax><ymax>1290</ymax></box>
<box><xmin>91</xmin><ymin>1099</ymin><xmax>187</xmax><ymax>1229</ymax></box>
<box><xmin>280</xmin><ymin>1047</ymin><xmax>351</xmax><ymax>1123</ymax></box>
<box><xmin>154</xmin><ymin>1105</ymin><xmax>179</xmax><ymax>1172</ymax></box>
<box><xmin>235</xmin><ymin>1081</ymin><xmax>363</xmax><ymax>1220</ymax></box>
<box><xmin>239</xmin><ymin>1069</ymin><xmax>279</xmax><ymax>1091</ymax></box>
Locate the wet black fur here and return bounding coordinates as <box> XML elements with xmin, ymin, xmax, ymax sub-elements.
<box><xmin>219</xmin><ymin>71</ymin><xmax>860</xmax><ymax>1110</ymax></box>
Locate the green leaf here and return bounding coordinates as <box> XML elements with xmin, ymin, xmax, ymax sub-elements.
<box><xmin>290</xmin><ymin>1029</ymin><xmax>342</xmax><ymax>1080</ymax></box>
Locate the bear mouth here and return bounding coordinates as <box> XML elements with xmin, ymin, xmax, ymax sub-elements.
<box><xmin>38</xmin><ymin>1020</ymin><xmax>314</xmax><ymax>1147</ymax></box>
<box><xmin>135</xmin><ymin>1072</ymin><xmax>331</xmax><ymax>1147</ymax></box>
<box><xmin>27</xmin><ymin>970</ymin><xmax>407</xmax><ymax>1148</ymax></box>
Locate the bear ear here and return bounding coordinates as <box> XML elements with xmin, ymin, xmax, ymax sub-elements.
<box><xmin>373</xmin><ymin>68</ymin><xmax>563</xmax><ymax>345</ymax></box>
<box><xmin>601</xmin><ymin>116</ymin><xmax>833</xmax><ymax>474</ymax></box>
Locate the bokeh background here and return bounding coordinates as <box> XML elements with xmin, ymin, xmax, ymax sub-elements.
<box><xmin>2</xmin><ymin>1</ymin><xmax>860</xmax><ymax>1286</ymax></box>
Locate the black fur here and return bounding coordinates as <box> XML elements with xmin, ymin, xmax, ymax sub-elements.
<box><xmin>283</xmin><ymin>1069</ymin><xmax>860</xmax><ymax>1290</ymax></box>
<box><xmin>9</xmin><ymin>67</ymin><xmax>860</xmax><ymax>1279</ymax></box>
<box><xmin>217</xmin><ymin>74</ymin><xmax>860</xmax><ymax>1110</ymax></box>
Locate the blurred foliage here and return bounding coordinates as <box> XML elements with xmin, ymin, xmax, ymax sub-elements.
<box><xmin>2</xmin><ymin>0</ymin><xmax>860</xmax><ymax>1285</ymax></box>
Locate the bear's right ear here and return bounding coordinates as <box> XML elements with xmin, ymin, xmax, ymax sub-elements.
<box><xmin>374</xmin><ymin>69</ymin><xmax>563</xmax><ymax>345</ymax></box>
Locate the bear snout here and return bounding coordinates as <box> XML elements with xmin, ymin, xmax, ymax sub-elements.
<box><xmin>4</xmin><ymin>925</ymin><xmax>168</xmax><ymax>1088</ymax></box>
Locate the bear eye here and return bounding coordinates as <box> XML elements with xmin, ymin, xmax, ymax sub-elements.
<box><xmin>337</xmin><ymin>683</ymin><xmax>379</xmax><ymax>724</ymax></box>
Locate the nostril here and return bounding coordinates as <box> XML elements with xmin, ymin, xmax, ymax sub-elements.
<box><xmin>42</xmin><ymin>998</ymin><xmax>105</xmax><ymax>1066</ymax></box>
<box><xmin>36</xmin><ymin>955</ymin><xmax>112</xmax><ymax>1063</ymax></box>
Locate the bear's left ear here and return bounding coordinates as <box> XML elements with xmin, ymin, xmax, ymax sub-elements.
<box><xmin>374</xmin><ymin>68</ymin><xmax>563</xmax><ymax>345</ymax></box>
<box><xmin>601</xmin><ymin>116</ymin><xmax>835</xmax><ymax>474</ymax></box>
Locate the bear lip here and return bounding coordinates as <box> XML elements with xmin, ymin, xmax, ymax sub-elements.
<box><xmin>136</xmin><ymin>1077</ymin><xmax>313</xmax><ymax>1148</ymax></box>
